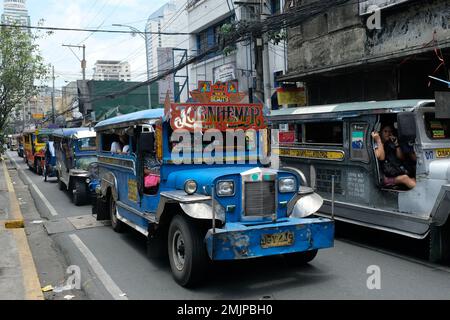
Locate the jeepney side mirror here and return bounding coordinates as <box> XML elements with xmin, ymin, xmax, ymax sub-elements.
<box><xmin>397</xmin><ymin>112</ymin><xmax>417</xmax><ymax>143</ymax></box>
<box><xmin>139</xmin><ymin>132</ymin><xmax>155</xmax><ymax>154</ymax></box>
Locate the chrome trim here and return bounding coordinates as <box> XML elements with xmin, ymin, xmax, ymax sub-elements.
<box><xmin>116</xmin><ymin>210</ymin><xmax>149</xmax><ymax>237</ymax></box>
<box><xmin>98</xmin><ymin>155</ymin><xmax>136</xmax><ymax>175</ymax></box>
<box><xmin>159</xmin><ymin>191</ymin><xmax>212</xmax><ymax>203</ymax></box>
<box><xmin>240</xmin><ymin>168</ymin><xmax>278</xmax><ymax>219</ymax></box>
<box><xmin>314</xmin><ymin>212</ymin><xmax>429</xmax><ymax>240</ymax></box>
<box><xmin>116</xmin><ymin>201</ymin><xmax>156</xmax><ymax>223</ymax></box>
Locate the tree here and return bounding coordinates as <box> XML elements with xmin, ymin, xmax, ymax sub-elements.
<box><xmin>0</xmin><ymin>24</ymin><xmax>48</xmax><ymax>155</ymax></box>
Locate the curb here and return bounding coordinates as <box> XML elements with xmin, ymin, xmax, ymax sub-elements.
<box><xmin>1</xmin><ymin>158</ymin><xmax>44</xmax><ymax>300</ymax></box>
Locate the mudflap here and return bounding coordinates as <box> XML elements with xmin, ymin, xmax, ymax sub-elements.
<box><xmin>95</xmin><ymin>196</ymin><xmax>110</xmax><ymax>221</ymax></box>
<box><xmin>205</xmin><ymin>217</ymin><xmax>334</xmax><ymax>261</ymax></box>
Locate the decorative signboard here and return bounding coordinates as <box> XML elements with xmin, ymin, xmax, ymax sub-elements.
<box><xmin>276</xmin><ymin>87</ymin><xmax>306</xmax><ymax>106</ymax></box>
<box><xmin>169</xmin><ymin>103</ymin><xmax>266</xmax><ymax>132</ymax></box>
<box><xmin>190</xmin><ymin>81</ymin><xmax>245</xmax><ymax>104</ymax></box>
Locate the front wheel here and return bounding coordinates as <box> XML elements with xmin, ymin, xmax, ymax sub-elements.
<box><xmin>168</xmin><ymin>215</ymin><xmax>208</xmax><ymax>287</ymax></box>
<box><xmin>57</xmin><ymin>173</ymin><xmax>65</xmax><ymax>191</ymax></box>
<box><xmin>284</xmin><ymin>249</ymin><xmax>318</xmax><ymax>266</ymax></box>
<box><xmin>109</xmin><ymin>196</ymin><xmax>125</xmax><ymax>233</ymax></box>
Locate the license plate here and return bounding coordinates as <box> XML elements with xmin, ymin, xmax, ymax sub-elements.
<box><xmin>436</xmin><ymin>148</ymin><xmax>450</xmax><ymax>158</ymax></box>
<box><xmin>261</xmin><ymin>231</ymin><xmax>294</xmax><ymax>249</ymax></box>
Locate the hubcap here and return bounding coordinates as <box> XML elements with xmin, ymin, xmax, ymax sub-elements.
<box><xmin>172</xmin><ymin>230</ymin><xmax>185</xmax><ymax>271</ymax></box>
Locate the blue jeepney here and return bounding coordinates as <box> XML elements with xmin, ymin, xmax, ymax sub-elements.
<box><xmin>53</xmin><ymin>128</ymin><xmax>97</xmax><ymax>206</ymax></box>
<box><xmin>93</xmin><ymin>104</ymin><xmax>334</xmax><ymax>287</ymax></box>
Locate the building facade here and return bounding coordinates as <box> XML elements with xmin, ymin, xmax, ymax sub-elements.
<box><xmin>187</xmin><ymin>0</ymin><xmax>287</xmax><ymax>104</ymax></box>
<box><xmin>281</xmin><ymin>0</ymin><xmax>450</xmax><ymax>105</ymax></box>
<box><xmin>1</xmin><ymin>0</ymin><xmax>30</xmax><ymax>26</ymax></box>
<box><xmin>93</xmin><ymin>61</ymin><xmax>131</xmax><ymax>82</ymax></box>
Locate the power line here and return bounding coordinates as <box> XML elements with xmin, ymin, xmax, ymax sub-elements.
<box><xmin>0</xmin><ymin>23</ymin><xmax>192</xmax><ymax>35</ymax></box>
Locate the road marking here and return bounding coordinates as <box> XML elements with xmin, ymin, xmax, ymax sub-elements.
<box><xmin>68</xmin><ymin>234</ymin><xmax>128</xmax><ymax>300</ymax></box>
<box><xmin>9</xmin><ymin>154</ymin><xmax>59</xmax><ymax>216</ymax></box>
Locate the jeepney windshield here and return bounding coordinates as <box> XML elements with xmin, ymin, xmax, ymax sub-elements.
<box><xmin>76</xmin><ymin>156</ymin><xmax>97</xmax><ymax>171</ymax></box>
<box><xmin>78</xmin><ymin>137</ymin><xmax>96</xmax><ymax>151</ymax></box>
<box><xmin>37</xmin><ymin>134</ymin><xmax>49</xmax><ymax>144</ymax></box>
<box><xmin>424</xmin><ymin>112</ymin><xmax>450</xmax><ymax>140</ymax></box>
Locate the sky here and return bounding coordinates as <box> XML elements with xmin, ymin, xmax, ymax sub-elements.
<box><xmin>26</xmin><ymin>0</ymin><xmax>169</xmax><ymax>89</ymax></box>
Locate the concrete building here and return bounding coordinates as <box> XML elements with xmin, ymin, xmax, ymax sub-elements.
<box><xmin>93</xmin><ymin>60</ymin><xmax>131</xmax><ymax>82</ymax></box>
<box><xmin>1</xmin><ymin>0</ymin><xmax>30</xmax><ymax>26</ymax></box>
<box><xmin>187</xmin><ymin>0</ymin><xmax>287</xmax><ymax>104</ymax></box>
<box><xmin>145</xmin><ymin>0</ymin><xmax>189</xmax><ymax>103</ymax></box>
<box><xmin>280</xmin><ymin>0</ymin><xmax>450</xmax><ymax>105</ymax></box>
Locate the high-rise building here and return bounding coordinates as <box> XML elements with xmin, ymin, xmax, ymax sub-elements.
<box><xmin>1</xmin><ymin>0</ymin><xmax>30</xmax><ymax>26</ymax></box>
<box><xmin>93</xmin><ymin>61</ymin><xmax>131</xmax><ymax>82</ymax></box>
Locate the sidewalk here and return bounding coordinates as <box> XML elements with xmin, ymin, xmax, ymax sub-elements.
<box><xmin>0</xmin><ymin>155</ymin><xmax>43</xmax><ymax>300</ymax></box>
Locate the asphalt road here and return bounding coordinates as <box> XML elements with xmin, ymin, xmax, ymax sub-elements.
<box><xmin>7</xmin><ymin>151</ymin><xmax>450</xmax><ymax>300</ymax></box>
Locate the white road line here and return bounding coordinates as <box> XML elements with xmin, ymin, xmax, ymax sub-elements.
<box><xmin>8</xmin><ymin>154</ymin><xmax>59</xmax><ymax>217</ymax></box>
<box><xmin>68</xmin><ymin>234</ymin><xmax>128</xmax><ymax>300</ymax></box>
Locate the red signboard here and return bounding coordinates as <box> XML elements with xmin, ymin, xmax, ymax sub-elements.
<box><xmin>169</xmin><ymin>103</ymin><xmax>266</xmax><ymax>132</ymax></box>
<box><xmin>190</xmin><ymin>81</ymin><xmax>245</xmax><ymax>103</ymax></box>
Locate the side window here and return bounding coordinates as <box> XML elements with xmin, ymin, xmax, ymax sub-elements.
<box><xmin>304</xmin><ymin>122</ymin><xmax>343</xmax><ymax>146</ymax></box>
<box><xmin>350</xmin><ymin>123</ymin><xmax>369</xmax><ymax>162</ymax></box>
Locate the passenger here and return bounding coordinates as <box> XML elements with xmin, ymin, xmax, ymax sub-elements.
<box><xmin>144</xmin><ymin>153</ymin><xmax>161</xmax><ymax>195</ymax></box>
<box><xmin>372</xmin><ymin>125</ymin><xmax>416</xmax><ymax>189</ymax></box>
<box><xmin>400</xmin><ymin>140</ymin><xmax>417</xmax><ymax>179</ymax></box>
<box><xmin>110</xmin><ymin>136</ymin><xmax>122</xmax><ymax>153</ymax></box>
<box><xmin>120</xmin><ymin>135</ymin><xmax>130</xmax><ymax>154</ymax></box>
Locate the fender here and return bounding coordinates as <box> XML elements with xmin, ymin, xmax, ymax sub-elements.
<box><xmin>156</xmin><ymin>191</ymin><xmax>225</xmax><ymax>223</ymax></box>
<box><xmin>430</xmin><ymin>184</ymin><xmax>450</xmax><ymax>227</ymax></box>
<box><xmin>100</xmin><ymin>171</ymin><xmax>119</xmax><ymax>201</ymax></box>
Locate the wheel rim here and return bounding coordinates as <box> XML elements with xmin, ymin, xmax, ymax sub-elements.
<box><xmin>111</xmin><ymin>200</ymin><xmax>118</xmax><ymax>225</ymax></box>
<box><xmin>172</xmin><ymin>230</ymin><xmax>186</xmax><ymax>271</ymax></box>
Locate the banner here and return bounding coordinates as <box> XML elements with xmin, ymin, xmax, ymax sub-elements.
<box><xmin>213</xmin><ymin>64</ymin><xmax>236</xmax><ymax>83</ymax></box>
<box><xmin>276</xmin><ymin>87</ymin><xmax>306</xmax><ymax>106</ymax></box>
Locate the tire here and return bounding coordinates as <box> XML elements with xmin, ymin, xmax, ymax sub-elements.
<box><xmin>429</xmin><ymin>221</ymin><xmax>450</xmax><ymax>263</ymax></box>
<box><xmin>57</xmin><ymin>173</ymin><xmax>65</xmax><ymax>191</ymax></box>
<box><xmin>109</xmin><ymin>196</ymin><xmax>125</xmax><ymax>233</ymax></box>
<box><xmin>43</xmin><ymin>165</ymin><xmax>48</xmax><ymax>182</ymax></box>
<box><xmin>168</xmin><ymin>215</ymin><xmax>208</xmax><ymax>287</ymax></box>
<box><xmin>73</xmin><ymin>180</ymin><xmax>87</xmax><ymax>206</ymax></box>
<box><xmin>284</xmin><ymin>249</ymin><xmax>318</xmax><ymax>266</ymax></box>
<box><xmin>35</xmin><ymin>159</ymin><xmax>42</xmax><ymax>175</ymax></box>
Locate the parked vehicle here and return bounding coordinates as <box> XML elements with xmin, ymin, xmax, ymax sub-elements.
<box><xmin>53</xmin><ymin>128</ymin><xmax>97</xmax><ymax>206</ymax></box>
<box><xmin>7</xmin><ymin>134</ymin><xmax>19</xmax><ymax>151</ymax></box>
<box><xmin>269</xmin><ymin>99</ymin><xmax>450</xmax><ymax>262</ymax></box>
<box><xmin>43</xmin><ymin>140</ymin><xmax>57</xmax><ymax>182</ymax></box>
<box><xmin>93</xmin><ymin>105</ymin><xmax>334</xmax><ymax>287</ymax></box>
<box><xmin>17</xmin><ymin>135</ymin><xmax>24</xmax><ymax>158</ymax></box>
<box><xmin>23</xmin><ymin>128</ymin><xmax>53</xmax><ymax>175</ymax></box>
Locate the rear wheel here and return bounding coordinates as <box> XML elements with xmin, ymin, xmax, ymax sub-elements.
<box><xmin>57</xmin><ymin>172</ymin><xmax>65</xmax><ymax>191</ymax></box>
<box><xmin>168</xmin><ymin>215</ymin><xmax>208</xmax><ymax>287</ymax></box>
<box><xmin>109</xmin><ymin>196</ymin><xmax>125</xmax><ymax>233</ymax></box>
<box><xmin>284</xmin><ymin>249</ymin><xmax>318</xmax><ymax>266</ymax></box>
<box><xmin>429</xmin><ymin>221</ymin><xmax>450</xmax><ymax>263</ymax></box>
<box><xmin>43</xmin><ymin>165</ymin><xmax>47</xmax><ymax>182</ymax></box>
<box><xmin>73</xmin><ymin>179</ymin><xmax>87</xmax><ymax>206</ymax></box>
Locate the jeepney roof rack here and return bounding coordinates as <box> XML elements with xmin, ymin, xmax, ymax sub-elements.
<box><xmin>268</xmin><ymin>99</ymin><xmax>435</xmax><ymax>122</ymax></box>
<box><xmin>94</xmin><ymin>109</ymin><xmax>164</xmax><ymax>132</ymax></box>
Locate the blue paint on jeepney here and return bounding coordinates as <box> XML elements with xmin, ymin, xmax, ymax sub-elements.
<box><xmin>205</xmin><ymin>217</ymin><xmax>334</xmax><ymax>260</ymax></box>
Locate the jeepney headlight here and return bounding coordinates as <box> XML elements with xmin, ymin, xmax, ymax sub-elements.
<box><xmin>279</xmin><ymin>178</ymin><xmax>296</xmax><ymax>193</ymax></box>
<box><xmin>86</xmin><ymin>178</ymin><xmax>91</xmax><ymax>184</ymax></box>
<box><xmin>216</xmin><ymin>181</ymin><xmax>234</xmax><ymax>197</ymax></box>
<box><xmin>184</xmin><ymin>180</ymin><xmax>197</xmax><ymax>195</ymax></box>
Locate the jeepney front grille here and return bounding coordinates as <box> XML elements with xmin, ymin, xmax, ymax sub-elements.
<box><xmin>244</xmin><ymin>181</ymin><xmax>276</xmax><ymax>216</ymax></box>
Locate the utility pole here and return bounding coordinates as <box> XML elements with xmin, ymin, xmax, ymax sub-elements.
<box><xmin>51</xmin><ymin>65</ymin><xmax>55</xmax><ymax>124</ymax></box>
<box><xmin>62</xmin><ymin>44</ymin><xmax>86</xmax><ymax>80</ymax></box>
<box><xmin>262</xmin><ymin>0</ymin><xmax>272</xmax><ymax>110</ymax></box>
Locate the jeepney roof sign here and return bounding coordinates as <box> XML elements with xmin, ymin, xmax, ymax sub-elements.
<box><xmin>169</xmin><ymin>103</ymin><xmax>267</xmax><ymax>132</ymax></box>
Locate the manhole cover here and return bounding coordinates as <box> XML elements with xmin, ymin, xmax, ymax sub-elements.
<box><xmin>67</xmin><ymin>215</ymin><xmax>111</xmax><ymax>230</ymax></box>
